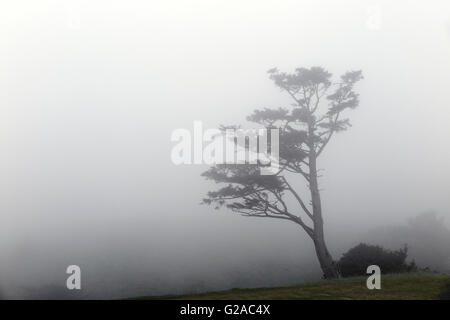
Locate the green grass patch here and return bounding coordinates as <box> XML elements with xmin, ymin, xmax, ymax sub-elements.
<box><xmin>133</xmin><ymin>273</ymin><xmax>450</xmax><ymax>300</ymax></box>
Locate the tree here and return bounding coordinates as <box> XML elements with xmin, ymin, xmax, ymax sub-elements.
<box><xmin>201</xmin><ymin>66</ymin><xmax>363</xmax><ymax>279</ymax></box>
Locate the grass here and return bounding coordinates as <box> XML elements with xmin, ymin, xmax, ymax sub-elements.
<box><xmin>133</xmin><ymin>273</ymin><xmax>450</xmax><ymax>300</ymax></box>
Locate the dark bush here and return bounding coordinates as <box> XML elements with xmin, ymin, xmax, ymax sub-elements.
<box><xmin>338</xmin><ymin>243</ymin><xmax>417</xmax><ymax>277</ymax></box>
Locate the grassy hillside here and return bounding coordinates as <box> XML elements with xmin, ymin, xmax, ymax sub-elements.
<box><xmin>135</xmin><ymin>273</ymin><xmax>450</xmax><ymax>300</ymax></box>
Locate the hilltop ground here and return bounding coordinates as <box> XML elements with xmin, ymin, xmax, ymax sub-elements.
<box><xmin>133</xmin><ymin>273</ymin><xmax>450</xmax><ymax>300</ymax></box>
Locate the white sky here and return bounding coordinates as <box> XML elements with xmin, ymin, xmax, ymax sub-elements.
<box><xmin>0</xmin><ymin>0</ymin><xmax>449</xmax><ymax>298</ymax></box>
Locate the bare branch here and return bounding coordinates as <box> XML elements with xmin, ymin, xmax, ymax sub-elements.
<box><xmin>281</xmin><ymin>176</ymin><xmax>313</xmax><ymax>220</ymax></box>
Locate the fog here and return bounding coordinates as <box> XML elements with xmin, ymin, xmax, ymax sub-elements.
<box><xmin>1</xmin><ymin>0</ymin><xmax>449</xmax><ymax>299</ymax></box>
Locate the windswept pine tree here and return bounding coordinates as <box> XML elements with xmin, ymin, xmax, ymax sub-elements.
<box><xmin>202</xmin><ymin>66</ymin><xmax>363</xmax><ymax>279</ymax></box>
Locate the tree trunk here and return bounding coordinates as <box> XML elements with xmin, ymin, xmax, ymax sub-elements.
<box><xmin>308</xmin><ymin>126</ymin><xmax>340</xmax><ymax>279</ymax></box>
<box><xmin>312</xmin><ymin>222</ymin><xmax>340</xmax><ymax>279</ymax></box>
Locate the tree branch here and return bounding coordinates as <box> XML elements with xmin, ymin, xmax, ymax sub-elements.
<box><xmin>281</xmin><ymin>176</ymin><xmax>313</xmax><ymax>220</ymax></box>
<box><xmin>316</xmin><ymin>112</ymin><xmax>339</xmax><ymax>157</ymax></box>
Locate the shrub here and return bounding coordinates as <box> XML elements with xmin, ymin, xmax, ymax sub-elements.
<box><xmin>338</xmin><ymin>243</ymin><xmax>417</xmax><ymax>277</ymax></box>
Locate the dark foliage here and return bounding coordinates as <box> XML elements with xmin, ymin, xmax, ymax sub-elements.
<box><xmin>338</xmin><ymin>243</ymin><xmax>417</xmax><ymax>277</ymax></box>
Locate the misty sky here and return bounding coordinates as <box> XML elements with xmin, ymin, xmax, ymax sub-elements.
<box><xmin>0</xmin><ymin>0</ymin><xmax>449</xmax><ymax>298</ymax></box>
